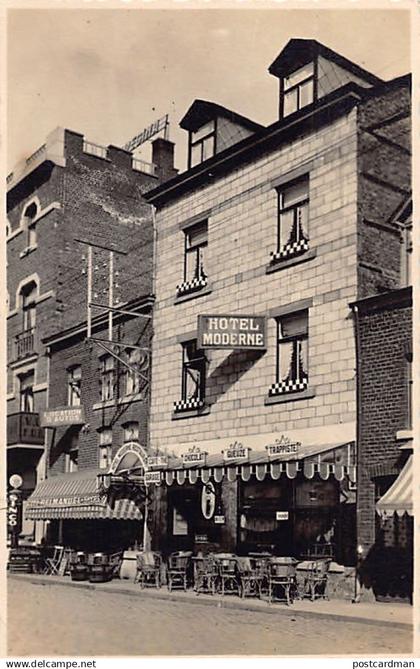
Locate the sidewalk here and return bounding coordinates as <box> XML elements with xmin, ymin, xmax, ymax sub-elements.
<box><xmin>9</xmin><ymin>572</ymin><xmax>412</xmax><ymax>628</ymax></box>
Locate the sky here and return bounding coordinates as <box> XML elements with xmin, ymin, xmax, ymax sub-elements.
<box><xmin>7</xmin><ymin>7</ymin><xmax>411</xmax><ymax>173</ymax></box>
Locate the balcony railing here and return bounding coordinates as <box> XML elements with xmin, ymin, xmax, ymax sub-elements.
<box><xmin>82</xmin><ymin>140</ymin><xmax>108</xmax><ymax>159</ymax></box>
<box><xmin>132</xmin><ymin>157</ymin><xmax>157</xmax><ymax>176</ymax></box>
<box><xmin>7</xmin><ymin>412</ymin><xmax>44</xmax><ymax>447</ymax></box>
<box><xmin>15</xmin><ymin>328</ymin><xmax>35</xmax><ymax>360</ymax></box>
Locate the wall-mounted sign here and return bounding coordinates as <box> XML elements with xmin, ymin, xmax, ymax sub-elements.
<box><xmin>181</xmin><ymin>446</ymin><xmax>206</xmax><ymax>467</ymax></box>
<box><xmin>109</xmin><ymin>441</ymin><xmax>148</xmax><ymax>475</ymax></box>
<box><xmin>201</xmin><ymin>481</ymin><xmax>216</xmax><ymax>520</ymax></box>
<box><xmin>7</xmin><ymin>489</ymin><xmax>22</xmax><ymax>535</ymax></box>
<box><xmin>40</xmin><ymin>406</ymin><xmax>86</xmax><ymax>428</ymax></box>
<box><xmin>147</xmin><ymin>455</ymin><xmax>168</xmax><ymax>469</ymax></box>
<box><xmin>195</xmin><ymin>534</ymin><xmax>208</xmax><ymax>544</ymax></box>
<box><xmin>214</xmin><ymin>515</ymin><xmax>225</xmax><ymax>525</ymax></box>
<box><xmin>276</xmin><ymin>511</ymin><xmax>289</xmax><ymax>521</ymax></box>
<box><xmin>144</xmin><ymin>471</ymin><xmax>161</xmax><ymax>486</ymax></box>
<box><xmin>223</xmin><ymin>442</ymin><xmax>250</xmax><ymax>463</ymax></box>
<box><xmin>266</xmin><ymin>435</ymin><xmax>301</xmax><ymax>458</ymax></box>
<box><xmin>198</xmin><ymin>315</ymin><xmax>266</xmax><ymax>350</ymax></box>
<box><xmin>9</xmin><ymin>474</ymin><xmax>23</xmax><ymax>489</ymax></box>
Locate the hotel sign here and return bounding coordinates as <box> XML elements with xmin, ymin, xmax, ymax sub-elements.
<box><xmin>181</xmin><ymin>447</ymin><xmax>206</xmax><ymax>466</ymax></box>
<box><xmin>198</xmin><ymin>315</ymin><xmax>266</xmax><ymax>350</ymax></box>
<box><xmin>223</xmin><ymin>442</ymin><xmax>250</xmax><ymax>462</ymax></box>
<box><xmin>40</xmin><ymin>406</ymin><xmax>86</xmax><ymax>428</ymax></box>
<box><xmin>266</xmin><ymin>435</ymin><xmax>301</xmax><ymax>458</ymax></box>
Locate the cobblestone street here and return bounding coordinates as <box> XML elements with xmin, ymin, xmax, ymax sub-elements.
<box><xmin>8</xmin><ymin>578</ymin><xmax>412</xmax><ymax>657</ymax></box>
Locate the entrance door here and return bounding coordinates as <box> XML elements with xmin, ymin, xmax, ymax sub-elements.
<box><xmin>168</xmin><ymin>487</ymin><xmax>197</xmax><ymax>552</ymax></box>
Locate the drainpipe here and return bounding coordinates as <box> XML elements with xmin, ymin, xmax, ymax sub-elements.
<box><xmin>350</xmin><ymin>303</ymin><xmax>362</xmax><ymax>603</ymax></box>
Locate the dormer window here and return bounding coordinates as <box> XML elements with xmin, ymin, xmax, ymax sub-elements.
<box><xmin>188</xmin><ymin>120</ymin><xmax>216</xmax><ymax>168</ymax></box>
<box><xmin>282</xmin><ymin>62</ymin><xmax>315</xmax><ymax>117</ymax></box>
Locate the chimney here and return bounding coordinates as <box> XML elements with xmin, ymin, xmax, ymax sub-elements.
<box><xmin>152</xmin><ymin>138</ymin><xmax>178</xmax><ymax>183</ymax></box>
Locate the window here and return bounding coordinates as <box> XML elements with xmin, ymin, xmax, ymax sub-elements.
<box><xmin>282</xmin><ymin>62</ymin><xmax>315</xmax><ymax>117</ymax></box>
<box><xmin>174</xmin><ymin>340</ymin><xmax>206</xmax><ymax>412</ymax></box>
<box><xmin>98</xmin><ymin>428</ymin><xmax>112</xmax><ymax>470</ymax></box>
<box><xmin>177</xmin><ymin>221</ymin><xmax>208</xmax><ymax>296</ymax></box>
<box><xmin>23</xmin><ymin>202</ymin><xmax>38</xmax><ymax>249</ymax></box>
<box><xmin>124</xmin><ymin>349</ymin><xmax>148</xmax><ymax>396</ymax></box>
<box><xmin>189</xmin><ymin>121</ymin><xmax>216</xmax><ymax>168</ymax></box>
<box><xmin>269</xmin><ymin>310</ymin><xmax>308</xmax><ymax>396</ymax></box>
<box><xmin>19</xmin><ymin>371</ymin><xmax>34</xmax><ymax>412</ymax></box>
<box><xmin>21</xmin><ymin>282</ymin><xmax>37</xmax><ymax>332</ymax></box>
<box><xmin>271</xmin><ymin>178</ymin><xmax>309</xmax><ymax>263</ymax></box>
<box><xmin>65</xmin><ymin>432</ymin><xmax>79</xmax><ymax>473</ymax></box>
<box><xmin>100</xmin><ymin>355</ymin><xmax>115</xmax><ymax>401</ymax></box>
<box><xmin>67</xmin><ymin>366</ymin><xmax>81</xmax><ymax>406</ymax></box>
<box><xmin>123</xmin><ymin>421</ymin><xmax>140</xmax><ymax>443</ymax></box>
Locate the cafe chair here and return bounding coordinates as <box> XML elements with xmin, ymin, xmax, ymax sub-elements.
<box><xmin>193</xmin><ymin>555</ymin><xmax>218</xmax><ymax>595</ymax></box>
<box><xmin>267</xmin><ymin>557</ymin><xmax>298</xmax><ymax>606</ymax></box>
<box><xmin>216</xmin><ymin>554</ymin><xmax>240</xmax><ymax>597</ymax></box>
<box><xmin>236</xmin><ymin>556</ymin><xmax>264</xmax><ymax>599</ymax></box>
<box><xmin>135</xmin><ymin>551</ymin><xmax>162</xmax><ymax>589</ymax></box>
<box><xmin>167</xmin><ymin>551</ymin><xmax>192</xmax><ymax>592</ymax></box>
<box><xmin>302</xmin><ymin>559</ymin><xmax>331</xmax><ymax>601</ymax></box>
<box><xmin>43</xmin><ymin>545</ymin><xmax>64</xmax><ymax>576</ymax></box>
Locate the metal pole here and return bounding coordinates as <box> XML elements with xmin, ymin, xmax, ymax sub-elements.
<box><xmin>87</xmin><ymin>246</ymin><xmax>92</xmax><ymax>338</ymax></box>
<box><xmin>108</xmin><ymin>251</ymin><xmax>113</xmax><ymax>341</ymax></box>
<box><xmin>143</xmin><ymin>494</ymin><xmax>149</xmax><ymax>551</ymax></box>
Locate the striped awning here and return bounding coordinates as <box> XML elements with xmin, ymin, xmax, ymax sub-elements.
<box><xmin>25</xmin><ymin>468</ymin><xmax>143</xmax><ymax>521</ymax></box>
<box><xmin>159</xmin><ymin>442</ymin><xmax>356</xmax><ymax>485</ymax></box>
<box><xmin>376</xmin><ymin>455</ymin><xmax>413</xmax><ymax>518</ymax></box>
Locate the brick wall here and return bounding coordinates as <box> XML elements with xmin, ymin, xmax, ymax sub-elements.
<box><xmin>356</xmin><ymin>289</ymin><xmax>412</xmax><ymax>552</ymax></box>
<box><xmin>47</xmin><ymin>309</ymin><xmax>152</xmax><ymax>476</ymax></box>
<box><xmin>7</xmin><ymin>127</ymin><xmax>160</xmax><ymax>412</ymax></box>
<box><xmin>150</xmin><ymin>109</ymin><xmax>360</xmax><ymax>453</ymax></box>
<box><xmin>357</xmin><ymin>81</ymin><xmax>411</xmax><ymax>297</ymax></box>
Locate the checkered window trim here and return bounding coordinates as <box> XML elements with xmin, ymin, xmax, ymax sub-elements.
<box><xmin>174</xmin><ymin>397</ymin><xmax>205</xmax><ymax>412</ymax></box>
<box><xmin>176</xmin><ymin>276</ymin><xmax>208</xmax><ymax>297</ymax></box>
<box><xmin>268</xmin><ymin>376</ymin><xmax>308</xmax><ymax>397</ymax></box>
<box><xmin>270</xmin><ymin>238</ymin><xmax>309</xmax><ymax>263</ymax></box>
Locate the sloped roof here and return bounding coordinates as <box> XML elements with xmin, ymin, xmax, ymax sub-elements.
<box><xmin>268</xmin><ymin>38</ymin><xmax>383</xmax><ymax>86</ymax></box>
<box><xmin>180</xmin><ymin>99</ymin><xmax>264</xmax><ymax>133</ymax></box>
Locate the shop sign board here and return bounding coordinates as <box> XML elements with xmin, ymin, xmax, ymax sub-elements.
<box><xmin>266</xmin><ymin>435</ymin><xmax>301</xmax><ymax>458</ymax></box>
<box><xmin>276</xmin><ymin>511</ymin><xmax>289</xmax><ymax>521</ymax></box>
<box><xmin>7</xmin><ymin>489</ymin><xmax>22</xmax><ymax>535</ymax></box>
<box><xmin>40</xmin><ymin>406</ymin><xmax>86</xmax><ymax>427</ymax></box>
<box><xmin>223</xmin><ymin>442</ymin><xmax>250</xmax><ymax>462</ymax></box>
<box><xmin>147</xmin><ymin>455</ymin><xmax>168</xmax><ymax>469</ymax></box>
<box><xmin>214</xmin><ymin>515</ymin><xmax>225</xmax><ymax>525</ymax></box>
<box><xmin>109</xmin><ymin>442</ymin><xmax>148</xmax><ymax>475</ymax></box>
<box><xmin>198</xmin><ymin>314</ymin><xmax>266</xmax><ymax>350</ymax></box>
<box><xmin>9</xmin><ymin>474</ymin><xmax>23</xmax><ymax>489</ymax></box>
<box><xmin>144</xmin><ymin>471</ymin><xmax>161</xmax><ymax>486</ymax></box>
<box><xmin>195</xmin><ymin>534</ymin><xmax>208</xmax><ymax>544</ymax></box>
<box><xmin>181</xmin><ymin>447</ymin><xmax>206</xmax><ymax>467</ymax></box>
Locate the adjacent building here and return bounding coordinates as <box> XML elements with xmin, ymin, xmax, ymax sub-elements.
<box><xmin>7</xmin><ymin>126</ymin><xmax>176</xmax><ymax>543</ymax></box>
<box><xmin>144</xmin><ymin>39</ymin><xmax>411</xmax><ymax>597</ymax></box>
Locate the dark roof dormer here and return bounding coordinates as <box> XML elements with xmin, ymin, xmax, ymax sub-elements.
<box><xmin>180</xmin><ymin>100</ymin><xmax>264</xmax><ymax>170</ymax></box>
<box><xmin>269</xmin><ymin>39</ymin><xmax>384</xmax><ymax>120</ymax></box>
